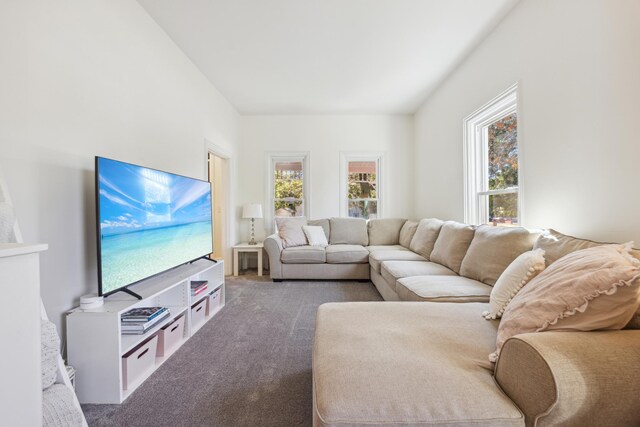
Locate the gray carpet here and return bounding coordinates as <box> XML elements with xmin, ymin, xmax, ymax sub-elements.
<box><xmin>82</xmin><ymin>275</ymin><xmax>382</xmax><ymax>427</ymax></box>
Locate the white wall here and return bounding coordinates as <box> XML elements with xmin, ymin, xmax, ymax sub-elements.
<box><xmin>413</xmin><ymin>0</ymin><xmax>640</xmax><ymax>243</ymax></box>
<box><xmin>238</xmin><ymin>115</ymin><xmax>414</xmax><ymax>241</ymax></box>
<box><xmin>0</xmin><ymin>0</ymin><xmax>240</xmax><ymax>337</ymax></box>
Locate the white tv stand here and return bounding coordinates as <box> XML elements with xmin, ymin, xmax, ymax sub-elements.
<box><xmin>67</xmin><ymin>259</ymin><xmax>224</xmax><ymax>404</ymax></box>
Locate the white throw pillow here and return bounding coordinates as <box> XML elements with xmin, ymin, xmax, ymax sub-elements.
<box><xmin>303</xmin><ymin>225</ymin><xmax>328</xmax><ymax>247</ymax></box>
<box><xmin>483</xmin><ymin>248</ymin><xmax>546</xmax><ymax>320</ymax></box>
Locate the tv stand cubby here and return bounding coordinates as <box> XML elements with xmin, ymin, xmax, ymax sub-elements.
<box><xmin>66</xmin><ymin>259</ymin><xmax>224</xmax><ymax>404</ymax></box>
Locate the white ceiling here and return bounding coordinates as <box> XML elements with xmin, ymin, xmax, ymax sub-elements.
<box><xmin>137</xmin><ymin>0</ymin><xmax>520</xmax><ymax>114</ymax></box>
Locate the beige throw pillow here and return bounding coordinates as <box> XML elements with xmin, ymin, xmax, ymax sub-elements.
<box><xmin>409</xmin><ymin>218</ymin><xmax>444</xmax><ymax>259</ymax></box>
<box><xmin>482</xmin><ymin>249</ymin><xmax>546</xmax><ymax>320</ymax></box>
<box><xmin>460</xmin><ymin>225</ymin><xmax>541</xmax><ymax>286</ymax></box>
<box><xmin>490</xmin><ymin>243</ymin><xmax>640</xmax><ymax>363</ymax></box>
<box><xmin>399</xmin><ymin>220</ymin><xmax>418</xmax><ymax>248</ymax></box>
<box><xmin>276</xmin><ymin>217</ymin><xmax>308</xmax><ymax>248</ymax></box>
<box><xmin>302</xmin><ymin>225</ymin><xmax>328</xmax><ymax>247</ymax></box>
<box><xmin>429</xmin><ymin>221</ymin><xmax>476</xmax><ymax>273</ymax></box>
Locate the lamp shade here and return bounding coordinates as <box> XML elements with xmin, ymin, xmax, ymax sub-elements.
<box><xmin>242</xmin><ymin>204</ymin><xmax>263</xmax><ymax>219</ymax></box>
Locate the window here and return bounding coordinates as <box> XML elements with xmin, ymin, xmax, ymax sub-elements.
<box><xmin>340</xmin><ymin>153</ymin><xmax>383</xmax><ymax>219</ymax></box>
<box><xmin>267</xmin><ymin>153</ymin><xmax>310</xmax><ymax>230</ymax></box>
<box><xmin>464</xmin><ymin>84</ymin><xmax>520</xmax><ymax>226</ymax></box>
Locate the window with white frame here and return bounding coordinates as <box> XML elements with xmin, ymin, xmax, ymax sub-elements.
<box><xmin>267</xmin><ymin>153</ymin><xmax>309</xmax><ymax>227</ymax></box>
<box><xmin>340</xmin><ymin>153</ymin><xmax>382</xmax><ymax>219</ymax></box>
<box><xmin>464</xmin><ymin>84</ymin><xmax>520</xmax><ymax>226</ymax></box>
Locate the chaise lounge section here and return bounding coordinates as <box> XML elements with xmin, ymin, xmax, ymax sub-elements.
<box><xmin>310</xmin><ymin>224</ymin><xmax>640</xmax><ymax>427</ymax></box>
<box><xmin>313</xmin><ymin>301</ymin><xmax>640</xmax><ymax>426</ymax></box>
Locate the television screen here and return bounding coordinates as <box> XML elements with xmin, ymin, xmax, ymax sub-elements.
<box><xmin>96</xmin><ymin>157</ymin><xmax>213</xmax><ymax>296</ymax></box>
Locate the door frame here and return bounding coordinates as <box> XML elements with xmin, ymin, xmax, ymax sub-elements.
<box><xmin>204</xmin><ymin>140</ymin><xmax>233</xmax><ymax>276</ymax></box>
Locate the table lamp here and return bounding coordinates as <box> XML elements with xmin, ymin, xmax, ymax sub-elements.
<box><xmin>242</xmin><ymin>204</ymin><xmax>263</xmax><ymax>245</ymax></box>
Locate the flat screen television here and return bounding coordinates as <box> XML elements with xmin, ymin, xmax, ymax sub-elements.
<box><xmin>95</xmin><ymin>156</ymin><xmax>213</xmax><ymax>297</ymax></box>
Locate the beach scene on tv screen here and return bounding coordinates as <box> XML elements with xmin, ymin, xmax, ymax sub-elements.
<box><xmin>98</xmin><ymin>158</ymin><xmax>213</xmax><ymax>295</ymax></box>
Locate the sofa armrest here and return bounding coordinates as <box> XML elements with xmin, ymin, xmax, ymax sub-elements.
<box><xmin>264</xmin><ymin>233</ymin><xmax>284</xmax><ymax>279</ymax></box>
<box><xmin>495</xmin><ymin>330</ymin><xmax>640</xmax><ymax>427</ymax></box>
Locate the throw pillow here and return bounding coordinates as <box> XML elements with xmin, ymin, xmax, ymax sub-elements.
<box><xmin>409</xmin><ymin>218</ymin><xmax>444</xmax><ymax>259</ymax></box>
<box><xmin>308</xmin><ymin>218</ymin><xmax>330</xmax><ymax>240</ymax></box>
<box><xmin>41</xmin><ymin>319</ymin><xmax>61</xmax><ymax>390</ymax></box>
<box><xmin>482</xmin><ymin>248</ymin><xmax>546</xmax><ymax>320</ymax></box>
<box><xmin>367</xmin><ymin>218</ymin><xmax>406</xmax><ymax>246</ymax></box>
<box><xmin>0</xmin><ymin>202</ymin><xmax>17</xmax><ymax>243</ymax></box>
<box><xmin>276</xmin><ymin>216</ymin><xmax>308</xmax><ymax>248</ymax></box>
<box><xmin>329</xmin><ymin>217</ymin><xmax>368</xmax><ymax>246</ymax></box>
<box><xmin>399</xmin><ymin>220</ymin><xmax>418</xmax><ymax>248</ymax></box>
<box><xmin>460</xmin><ymin>225</ymin><xmax>541</xmax><ymax>286</ymax></box>
<box><xmin>303</xmin><ymin>225</ymin><xmax>328</xmax><ymax>247</ymax></box>
<box><xmin>429</xmin><ymin>221</ymin><xmax>476</xmax><ymax>273</ymax></box>
<box><xmin>490</xmin><ymin>243</ymin><xmax>640</xmax><ymax>363</ymax></box>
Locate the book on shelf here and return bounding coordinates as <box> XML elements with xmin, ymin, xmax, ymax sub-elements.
<box><xmin>121</xmin><ymin>306</ymin><xmax>168</xmax><ymax>322</ymax></box>
<box><xmin>191</xmin><ymin>280</ymin><xmax>208</xmax><ymax>296</ymax></box>
<box><xmin>192</xmin><ymin>286</ymin><xmax>208</xmax><ymax>297</ymax></box>
<box><xmin>191</xmin><ymin>280</ymin><xmax>208</xmax><ymax>288</ymax></box>
<box><xmin>121</xmin><ymin>310</ymin><xmax>170</xmax><ymax>334</ymax></box>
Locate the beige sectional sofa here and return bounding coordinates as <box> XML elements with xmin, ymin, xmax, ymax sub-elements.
<box><xmin>265</xmin><ymin>217</ymin><xmax>640</xmax><ymax>426</ymax></box>
<box><xmin>265</xmin><ymin>217</ymin><xmax>537</xmax><ymax>303</ymax></box>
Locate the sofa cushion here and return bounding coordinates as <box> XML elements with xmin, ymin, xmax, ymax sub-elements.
<box><xmin>380</xmin><ymin>261</ymin><xmax>456</xmax><ymax>289</ymax></box>
<box><xmin>281</xmin><ymin>245</ymin><xmax>326</xmax><ymax>264</ymax></box>
<box><xmin>533</xmin><ymin>228</ymin><xmax>640</xmax><ymax>267</ymax></box>
<box><xmin>325</xmin><ymin>244</ymin><xmax>369</xmax><ymax>264</ymax></box>
<box><xmin>329</xmin><ymin>217</ymin><xmax>368</xmax><ymax>246</ymax></box>
<box><xmin>430</xmin><ymin>221</ymin><xmax>476</xmax><ymax>273</ymax></box>
<box><xmin>313</xmin><ymin>302</ymin><xmax>523</xmax><ymax>427</ymax></box>
<box><xmin>409</xmin><ymin>218</ymin><xmax>444</xmax><ymax>259</ymax></box>
<box><xmin>533</xmin><ymin>228</ymin><xmax>602</xmax><ymax>267</ymax></box>
<box><xmin>399</xmin><ymin>220</ymin><xmax>418</xmax><ymax>248</ymax></box>
<box><xmin>366</xmin><ymin>244</ymin><xmax>408</xmax><ymax>253</ymax></box>
<box><xmin>367</xmin><ymin>218</ymin><xmax>406</xmax><ymax>246</ymax></box>
<box><xmin>308</xmin><ymin>218</ymin><xmax>330</xmax><ymax>241</ymax></box>
<box><xmin>396</xmin><ymin>275</ymin><xmax>492</xmax><ymax>303</ymax></box>
<box><xmin>460</xmin><ymin>225</ymin><xmax>541</xmax><ymax>286</ymax></box>
<box><xmin>276</xmin><ymin>216</ymin><xmax>308</xmax><ymax>248</ymax></box>
<box><xmin>369</xmin><ymin>250</ymin><xmax>426</xmax><ymax>273</ymax></box>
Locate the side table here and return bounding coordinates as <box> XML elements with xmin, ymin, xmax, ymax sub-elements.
<box><xmin>233</xmin><ymin>242</ymin><xmax>264</xmax><ymax>276</ymax></box>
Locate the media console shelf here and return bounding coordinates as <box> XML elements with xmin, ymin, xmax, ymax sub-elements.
<box><xmin>67</xmin><ymin>259</ymin><xmax>224</xmax><ymax>404</ymax></box>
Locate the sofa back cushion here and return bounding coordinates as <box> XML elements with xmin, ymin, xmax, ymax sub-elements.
<box><xmin>329</xmin><ymin>217</ymin><xmax>368</xmax><ymax>246</ymax></box>
<box><xmin>367</xmin><ymin>218</ymin><xmax>406</xmax><ymax>246</ymax></box>
<box><xmin>429</xmin><ymin>221</ymin><xmax>475</xmax><ymax>273</ymax></box>
<box><xmin>460</xmin><ymin>225</ymin><xmax>542</xmax><ymax>286</ymax></box>
<box><xmin>533</xmin><ymin>229</ymin><xmax>602</xmax><ymax>266</ymax></box>
<box><xmin>308</xmin><ymin>218</ymin><xmax>331</xmax><ymax>241</ymax></box>
<box><xmin>276</xmin><ymin>216</ymin><xmax>308</xmax><ymax>248</ymax></box>
<box><xmin>409</xmin><ymin>218</ymin><xmax>444</xmax><ymax>259</ymax></box>
<box><xmin>399</xmin><ymin>220</ymin><xmax>418</xmax><ymax>248</ymax></box>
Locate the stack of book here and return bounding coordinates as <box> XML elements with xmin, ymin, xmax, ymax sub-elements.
<box><xmin>121</xmin><ymin>307</ymin><xmax>170</xmax><ymax>335</ymax></box>
<box><xmin>191</xmin><ymin>281</ymin><xmax>208</xmax><ymax>297</ymax></box>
